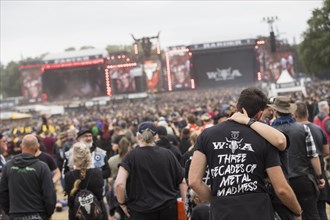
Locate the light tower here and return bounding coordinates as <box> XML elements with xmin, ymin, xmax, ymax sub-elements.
<box><xmin>262</xmin><ymin>16</ymin><xmax>278</xmax><ymax>53</ymax></box>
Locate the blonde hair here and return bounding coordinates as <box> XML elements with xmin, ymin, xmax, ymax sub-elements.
<box><xmin>70</xmin><ymin>142</ymin><xmax>92</xmax><ymax>196</ymax></box>
<box><xmin>190</xmin><ymin>131</ymin><xmax>201</xmax><ymax>145</ymax></box>
<box><xmin>138</xmin><ymin>129</ymin><xmax>155</xmax><ymax>144</ymax></box>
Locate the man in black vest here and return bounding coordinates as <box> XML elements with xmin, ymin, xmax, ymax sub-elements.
<box><xmin>269</xmin><ymin>96</ymin><xmax>325</xmax><ymax>220</ymax></box>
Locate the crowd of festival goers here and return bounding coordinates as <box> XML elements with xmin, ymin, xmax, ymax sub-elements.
<box><xmin>0</xmin><ymin>80</ymin><xmax>329</xmax><ymax>220</ymax></box>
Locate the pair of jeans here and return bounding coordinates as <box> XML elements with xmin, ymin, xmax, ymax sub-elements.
<box><xmin>289</xmin><ymin>175</ymin><xmax>320</xmax><ymax>220</ymax></box>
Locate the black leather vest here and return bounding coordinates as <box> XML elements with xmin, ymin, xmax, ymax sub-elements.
<box><xmin>274</xmin><ymin>122</ymin><xmax>310</xmax><ymax>178</ymax></box>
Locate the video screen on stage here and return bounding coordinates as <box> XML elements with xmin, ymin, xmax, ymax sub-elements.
<box><xmin>191</xmin><ymin>47</ymin><xmax>257</xmax><ymax>88</ymax></box>
<box><xmin>42</xmin><ymin>66</ymin><xmax>106</xmax><ymax>101</ymax></box>
<box><xmin>109</xmin><ymin>66</ymin><xmax>138</xmax><ymax>94</ymax></box>
<box><xmin>168</xmin><ymin>48</ymin><xmax>191</xmax><ymax>90</ymax></box>
<box><xmin>21</xmin><ymin>67</ymin><xmax>43</xmax><ymax>102</ymax></box>
<box><xmin>144</xmin><ymin>60</ymin><xmax>162</xmax><ymax>93</ymax></box>
<box><xmin>257</xmin><ymin>47</ymin><xmax>295</xmax><ymax>82</ymax></box>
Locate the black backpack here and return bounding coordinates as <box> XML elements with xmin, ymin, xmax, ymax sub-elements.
<box><xmin>73</xmin><ymin>173</ymin><xmax>103</xmax><ymax>220</ymax></box>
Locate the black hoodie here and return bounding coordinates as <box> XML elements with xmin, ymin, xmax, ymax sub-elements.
<box><xmin>0</xmin><ymin>153</ymin><xmax>56</xmax><ymax>217</ymax></box>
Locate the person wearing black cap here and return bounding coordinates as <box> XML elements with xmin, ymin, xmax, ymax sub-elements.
<box><xmin>115</xmin><ymin>121</ymin><xmax>186</xmax><ymax>220</ymax></box>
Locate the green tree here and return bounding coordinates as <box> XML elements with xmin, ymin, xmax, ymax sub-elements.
<box><xmin>106</xmin><ymin>45</ymin><xmax>134</xmax><ymax>54</ymax></box>
<box><xmin>0</xmin><ymin>63</ymin><xmax>6</xmax><ymax>98</ymax></box>
<box><xmin>299</xmin><ymin>0</ymin><xmax>330</xmax><ymax>78</ymax></box>
<box><xmin>80</xmin><ymin>45</ymin><xmax>95</xmax><ymax>50</ymax></box>
<box><xmin>65</xmin><ymin>47</ymin><xmax>76</xmax><ymax>51</ymax></box>
<box><xmin>0</xmin><ymin>61</ymin><xmax>21</xmax><ymax>98</ymax></box>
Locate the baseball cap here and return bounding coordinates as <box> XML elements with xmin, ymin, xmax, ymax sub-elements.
<box><xmin>138</xmin><ymin>121</ymin><xmax>157</xmax><ymax>136</ymax></box>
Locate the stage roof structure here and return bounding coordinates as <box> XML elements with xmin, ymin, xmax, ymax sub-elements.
<box><xmin>43</xmin><ymin>48</ymin><xmax>108</xmax><ymax>62</ymax></box>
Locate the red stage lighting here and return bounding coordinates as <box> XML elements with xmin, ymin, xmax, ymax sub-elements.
<box><xmin>165</xmin><ymin>51</ymin><xmax>172</xmax><ymax>91</ymax></box>
<box><xmin>256</xmin><ymin>40</ymin><xmax>265</xmax><ymax>45</ymax></box>
<box><xmin>191</xmin><ymin>79</ymin><xmax>195</xmax><ymax>89</ymax></box>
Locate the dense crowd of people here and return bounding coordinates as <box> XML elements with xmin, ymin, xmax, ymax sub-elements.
<box><xmin>0</xmin><ymin>80</ymin><xmax>329</xmax><ymax>220</ymax></box>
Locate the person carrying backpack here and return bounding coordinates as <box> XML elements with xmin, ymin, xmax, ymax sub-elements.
<box><xmin>64</xmin><ymin>142</ymin><xmax>105</xmax><ymax>220</ymax></box>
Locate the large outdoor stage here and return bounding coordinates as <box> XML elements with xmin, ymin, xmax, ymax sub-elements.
<box><xmin>18</xmin><ymin>38</ymin><xmax>296</xmax><ymax>104</ymax></box>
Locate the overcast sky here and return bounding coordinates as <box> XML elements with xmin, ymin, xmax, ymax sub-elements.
<box><xmin>0</xmin><ymin>1</ymin><xmax>323</xmax><ymax>66</ymax></box>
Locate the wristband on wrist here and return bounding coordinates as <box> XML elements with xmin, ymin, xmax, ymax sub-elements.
<box><xmin>247</xmin><ymin>118</ymin><xmax>256</xmax><ymax>127</ymax></box>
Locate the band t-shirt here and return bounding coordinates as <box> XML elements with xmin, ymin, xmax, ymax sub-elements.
<box><xmin>196</xmin><ymin>120</ymin><xmax>281</xmax><ymax>220</ymax></box>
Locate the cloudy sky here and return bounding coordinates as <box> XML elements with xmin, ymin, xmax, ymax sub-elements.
<box><xmin>0</xmin><ymin>1</ymin><xmax>323</xmax><ymax>65</ymax></box>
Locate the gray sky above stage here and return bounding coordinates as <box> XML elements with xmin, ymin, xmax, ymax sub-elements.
<box><xmin>0</xmin><ymin>1</ymin><xmax>323</xmax><ymax>65</ymax></box>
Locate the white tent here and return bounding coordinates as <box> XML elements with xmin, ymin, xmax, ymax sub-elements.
<box><xmin>0</xmin><ymin>111</ymin><xmax>32</xmax><ymax>120</ymax></box>
<box><xmin>268</xmin><ymin>70</ymin><xmax>307</xmax><ymax>97</ymax></box>
<box><xmin>276</xmin><ymin>70</ymin><xmax>295</xmax><ymax>84</ymax></box>
<box><xmin>14</xmin><ymin>104</ymin><xmax>64</xmax><ymax>115</ymax></box>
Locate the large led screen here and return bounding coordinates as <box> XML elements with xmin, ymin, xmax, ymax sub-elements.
<box><xmin>21</xmin><ymin>67</ymin><xmax>43</xmax><ymax>103</ymax></box>
<box><xmin>109</xmin><ymin>66</ymin><xmax>141</xmax><ymax>94</ymax></box>
<box><xmin>42</xmin><ymin>66</ymin><xmax>106</xmax><ymax>101</ymax></box>
<box><xmin>167</xmin><ymin>48</ymin><xmax>191</xmax><ymax>90</ymax></box>
<box><xmin>191</xmin><ymin>47</ymin><xmax>258</xmax><ymax>88</ymax></box>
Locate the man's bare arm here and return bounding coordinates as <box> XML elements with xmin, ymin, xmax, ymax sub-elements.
<box><xmin>188</xmin><ymin>150</ymin><xmax>211</xmax><ymax>202</ymax></box>
<box><xmin>52</xmin><ymin>168</ymin><xmax>61</xmax><ymax>185</ymax></box>
<box><xmin>230</xmin><ymin>109</ymin><xmax>286</xmax><ymax>151</ymax></box>
<box><xmin>266</xmin><ymin>166</ymin><xmax>302</xmax><ymax>216</ymax></box>
<box><xmin>322</xmin><ymin>144</ymin><xmax>329</xmax><ymax>157</ymax></box>
<box><xmin>114</xmin><ymin>166</ymin><xmax>130</xmax><ymax>217</ymax></box>
<box><xmin>310</xmin><ymin>156</ymin><xmax>325</xmax><ymax>188</ymax></box>
<box><xmin>179</xmin><ymin>178</ymin><xmax>187</xmax><ymax>203</ymax></box>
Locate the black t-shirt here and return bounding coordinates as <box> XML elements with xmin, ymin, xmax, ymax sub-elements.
<box><xmin>119</xmin><ymin>146</ymin><xmax>184</xmax><ymax>213</ymax></box>
<box><xmin>196</xmin><ymin>121</ymin><xmax>280</xmax><ymax>219</ymax></box>
<box><xmin>36</xmin><ymin>152</ymin><xmax>57</xmax><ymax>171</ymax></box>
